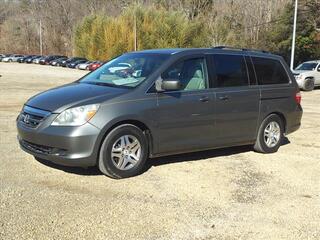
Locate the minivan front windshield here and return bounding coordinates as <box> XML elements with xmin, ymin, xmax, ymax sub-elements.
<box><xmin>80</xmin><ymin>53</ymin><xmax>169</xmax><ymax>88</ymax></box>
<box><xmin>295</xmin><ymin>62</ymin><xmax>318</xmax><ymax>71</ymax></box>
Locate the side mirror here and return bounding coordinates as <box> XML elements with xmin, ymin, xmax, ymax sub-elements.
<box><xmin>156</xmin><ymin>78</ymin><xmax>182</xmax><ymax>92</ymax></box>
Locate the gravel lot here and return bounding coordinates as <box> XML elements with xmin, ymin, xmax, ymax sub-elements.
<box><xmin>0</xmin><ymin>63</ymin><xmax>319</xmax><ymax>240</ymax></box>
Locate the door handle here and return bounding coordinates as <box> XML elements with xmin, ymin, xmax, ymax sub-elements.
<box><xmin>199</xmin><ymin>96</ymin><xmax>209</xmax><ymax>102</ymax></box>
<box><xmin>218</xmin><ymin>95</ymin><xmax>229</xmax><ymax>101</ymax></box>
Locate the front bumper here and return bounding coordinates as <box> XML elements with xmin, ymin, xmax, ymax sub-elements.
<box><xmin>17</xmin><ymin>119</ymin><xmax>101</xmax><ymax>167</ymax></box>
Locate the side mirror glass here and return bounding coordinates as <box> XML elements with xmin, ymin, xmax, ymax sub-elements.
<box><xmin>156</xmin><ymin>78</ymin><xmax>182</xmax><ymax>92</ymax></box>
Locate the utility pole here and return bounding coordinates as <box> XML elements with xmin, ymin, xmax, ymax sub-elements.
<box><xmin>290</xmin><ymin>0</ymin><xmax>298</xmax><ymax>70</ymax></box>
<box><xmin>39</xmin><ymin>20</ymin><xmax>43</xmax><ymax>55</ymax></box>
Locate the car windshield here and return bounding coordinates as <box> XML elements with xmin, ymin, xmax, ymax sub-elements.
<box><xmin>80</xmin><ymin>53</ymin><xmax>169</xmax><ymax>88</ymax></box>
<box><xmin>296</xmin><ymin>62</ymin><xmax>318</xmax><ymax>71</ymax></box>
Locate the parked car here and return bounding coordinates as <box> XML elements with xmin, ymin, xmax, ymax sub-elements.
<box><xmin>88</xmin><ymin>61</ymin><xmax>103</xmax><ymax>71</ymax></box>
<box><xmin>67</xmin><ymin>59</ymin><xmax>88</xmax><ymax>68</ymax></box>
<box><xmin>25</xmin><ymin>55</ymin><xmax>41</xmax><ymax>64</ymax></box>
<box><xmin>17</xmin><ymin>55</ymin><xmax>35</xmax><ymax>63</ymax></box>
<box><xmin>40</xmin><ymin>55</ymin><xmax>66</xmax><ymax>65</ymax></box>
<box><xmin>292</xmin><ymin>60</ymin><xmax>320</xmax><ymax>91</ymax></box>
<box><xmin>61</xmin><ymin>57</ymin><xmax>87</xmax><ymax>67</ymax></box>
<box><xmin>17</xmin><ymin>47</ymin><xmax>303</xmax><ymax>179</ymax></box>
<box><xmin>33</xmin><ymin>56</ymin><xmax>46</xmax><ymax>64</ymax></box>
<box><xmin>2</xmin><ymin>54</ymin><xmax>25</xmax><ymax>62</ymax></box>
<box><xmin>0</xmin><ymin>54</ymin><xmax>12</xmax><ymax>62</ymax></box>
<box><xmin>50</xmin><ymin>57</ymin><xmax>68</xmax><ymax>66</ymax></box>
<box><xmin>77</xmin><ymin>61</ymin><xmax>95</xmax><ymax>70</ymax></box>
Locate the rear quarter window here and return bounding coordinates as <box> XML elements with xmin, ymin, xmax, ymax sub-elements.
<box><xmin>252</xmin><ymin>57</ymin><xmax>289</xmax><ymax>85</ymax></box>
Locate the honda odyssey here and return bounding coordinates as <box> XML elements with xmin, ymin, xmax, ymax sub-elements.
<box><xmin>17</xmin><ymin>47</ymin><xmax>303</xmax><ymax>178</ymax></box>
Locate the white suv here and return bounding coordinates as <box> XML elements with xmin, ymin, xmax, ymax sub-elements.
<box><xmin>293</xmin><ymin>60</ymin><xmax>320</xmax><ymax>91</ymax></box>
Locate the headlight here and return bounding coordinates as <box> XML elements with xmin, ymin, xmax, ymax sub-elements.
<box><xmin>51</xmin><ymin>104</ymin><xmax>99</xmax><ymax>126</ymax></box>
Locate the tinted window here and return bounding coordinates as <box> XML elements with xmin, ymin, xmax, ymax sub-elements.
<box><xmin>252</xmin><ymin>57</ymin><xmax>289</xmax><ymax>85</ymax></box>
<box><xmin>212</xmin><ymin>54</ymin><xmax>249</xmax><ymax>87</ymax></box>
<box><xmin>162</xmin><ymin>58</ymin><xmax>208</xmax><ymax>91</ymax></box>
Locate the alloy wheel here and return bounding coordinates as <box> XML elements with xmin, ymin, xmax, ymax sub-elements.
<box><xmin>111</xmin><ymin>135</ymin><xmax>141</xmax><ymax>170</ymax></box>
<box><xmin>263</xmin><ymin>121</ymin><xmax>281</xmax><ymax>148</ymax></box>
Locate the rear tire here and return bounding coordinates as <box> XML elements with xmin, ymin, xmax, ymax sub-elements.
<box><xmin>303</xmin><ymin>78</ymin><xmax>315</xmax><ymax>91</ymax></box>
<box><xmin>98</xmin><ymin>124</ymin><xmax>148</xmax><ymax>179</ymax></box>
<box><xmin>254</xmin><ymin>114</ymin><xmax>284</xmax><ymax>153</ymax></box>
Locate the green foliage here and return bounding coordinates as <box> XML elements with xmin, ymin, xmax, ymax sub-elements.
<box><xmin>74</xmin><ymin>5</ymin><xmax>209</xmax><ymax>60</ymax></box>
<box><xmin>73</xmin><ymin>2</ymin><xmax>320</xmax><ymax>64</ymax></box>
<box><xmin>266</xmin><ymin>2</ymin><xmax>320</xmax><ymax>66</ymax></box>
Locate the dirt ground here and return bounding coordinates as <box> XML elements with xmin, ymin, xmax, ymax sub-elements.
<box><xmin>0</xmin><ymin>62</ymin><xmax>319</xmax><ymax>240</ymax></box>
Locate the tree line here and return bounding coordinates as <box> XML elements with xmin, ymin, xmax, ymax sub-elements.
<box><xmin>0</xmin><ymin>0</ymin><xmax>319</xmax><ymax>66</ymax></box>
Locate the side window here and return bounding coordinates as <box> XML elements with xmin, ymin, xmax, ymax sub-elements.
<box><xmin>162</xmin><ymin>58</ymin><xmax>208</xmax><ymax>91</ymax></box>
<box><xmin>212</xmin><ymin>54</ymin><xmax>249</xmax><ymax>87</ymax></box>
<box><xmin>252</xmin><ymin>57</ymin><xmax>289</xmax><ymax>85</ymax></box>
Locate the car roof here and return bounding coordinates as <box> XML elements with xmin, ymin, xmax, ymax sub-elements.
<box><xmin>133</xmin><ymin>47</ymin><xmax>281</xmax><ymax>59</ymax></box>
<box><xmin>134</xmin><ymin>48</ymin><xmax>185</xmax><ymax>54</ymax></box>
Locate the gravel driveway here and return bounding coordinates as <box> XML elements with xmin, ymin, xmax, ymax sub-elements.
<box><xmin>0</xmin><ymin>63</ymin><xmax>319</xmax><ymax>240</ymax></box>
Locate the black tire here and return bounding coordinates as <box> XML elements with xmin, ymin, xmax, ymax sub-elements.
<box><xmin>98</xmin><ymin>124</ymin><xmax>148</xmax><ymax>179</ymax></box>
<box><xmin>303</xmin><ymin>78</ymin><xmax>315</xmax><ymax>91</ymax></box>
<box><xmin>8</xmin><ymin>59</ymin><xmax>12</xmax><ymax>62</ymax></box>
<box><xmin>254</xmin><ymin>114</ymin><xmax>284</xmax><ymax>153</ymax></box>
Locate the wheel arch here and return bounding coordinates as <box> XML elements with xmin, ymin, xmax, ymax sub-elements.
<box><xmin>304</xmin><ymin>76</ymin><xmax>315</xmax><ymax>80</ymax></box>
<box><xmin>95</xmin><ymin>119</ymin><xmax>154</xmax><ymax>165</ymax></box>
<box><xmin>263</xmin><ymin>111</ymin><xmax>287</xmax><ymax>133</ymax></box>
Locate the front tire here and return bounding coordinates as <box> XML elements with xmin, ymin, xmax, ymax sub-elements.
<box><xmin>303</xmin><ymin>78</ymin><xmax>315</xmax><ymax>91</ymax></box>
<box><xmin>98</xmin><ymin>124</ymin><xmax>148</xmax><ymax>179</ymax></box>
<box><xmin>254</xmin><ymin>114</ymin><xmax>284</xmax><ymax>153</ymax></box>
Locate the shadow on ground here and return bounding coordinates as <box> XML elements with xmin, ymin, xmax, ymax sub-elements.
<box><xmin>34</xmin><ymin>137</ymin><xmax>290</xmax><ymax>176</ymax></box>
<box><xmin>35</xmin><ymin>157</ymin><xmax>101</xmax><ymax>176</ymax></box>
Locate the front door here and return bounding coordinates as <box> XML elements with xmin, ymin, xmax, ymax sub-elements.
<box><xmin>154</xmin><ymin>57</ymin><xmax>216</xmax><ymax>154</ymax></box>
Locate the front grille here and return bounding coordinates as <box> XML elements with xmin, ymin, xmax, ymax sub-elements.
<box><xmin>19</xmin><ymin>112</ymin><xmax>44</xmax><ymax>128</ymax></box>
<box><xmin>19</xmin><ymin>105</ymin><xmax>51</xmax><ymax>128</ymax></box>
<box><xmin>21</xmin><ymin>140</ymin><xmax>54</xmax><ymax>154</ymax></box>
<box><xmin>20</xmin><ymin>139</ymin><xmax>67</xmax><ymax>156</ymax></box>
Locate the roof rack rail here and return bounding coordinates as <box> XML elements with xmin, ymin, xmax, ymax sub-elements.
<box><xmin>213</xmin><ymin>46</ymin><xmax>271</xmax><ymax>54</ymax></box>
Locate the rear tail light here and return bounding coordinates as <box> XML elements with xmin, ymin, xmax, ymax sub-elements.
<box><xmin>295</xmin><ymin>92</ymin><xmax>301</xmax><ymax>104</ymax></box>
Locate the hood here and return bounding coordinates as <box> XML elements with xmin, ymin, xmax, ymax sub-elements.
<box><xmin>26</xmin><ymin>82</ymin><xmax>129</xmax><ymax>113</ymax></box>
<box><xmin>292</xmin><ymin>70</ymin><xmax>312</xmax><ymax>75</ymax></box>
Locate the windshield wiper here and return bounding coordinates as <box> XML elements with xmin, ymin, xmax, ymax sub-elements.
<box><xmin>87</xmin><ymin>81</ymin><xmax>115</xmax><ymax>87</ymax></box>
<box><xmin>83</xmin><ymin>81</ymin><xmax>133</xmax><ymax>89</ymax></box>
